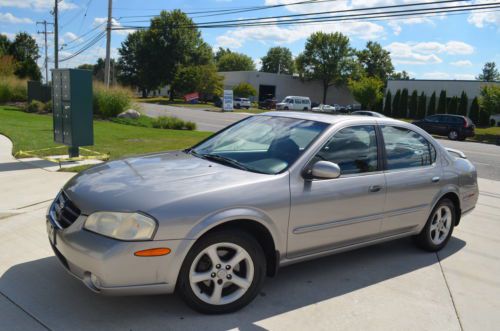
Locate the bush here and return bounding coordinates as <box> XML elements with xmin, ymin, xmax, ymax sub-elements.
<box><xmin>93</xmin><ymin>82</ymin><xmax>133</xmax><ymax>118</ymax></box>
<box><xmin>233</xmin><ymin>82</ymin><xmax>257</xmax><ymax>98</ymax></box>
<box><xmin>24</xmin><ymin>100</ymin><xmax>45</xmax><ymax>113</ymax></box>
<box><xmin>0</xmin><ymin>75</ymin><xmax>27</xmax><ymax>103</ymax></box>
<box><xmin>152</xmin><ymin>116</ymin><xmax>196</xmax><ymax>130</ymax></box>
<box><xmin>44</xmin><ymin>100</ymin><xmax>52</xmax><ymax>113</ymax></box>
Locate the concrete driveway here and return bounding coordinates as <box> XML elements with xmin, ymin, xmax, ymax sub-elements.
<box><xmin>1</xmin><ymin>133</ymin><xmax>500</xmax><ymax>331</ymax></box>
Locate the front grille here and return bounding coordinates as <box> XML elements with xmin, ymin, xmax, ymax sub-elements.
<box><xmin>51</xmin><ymin>192</ymin><xmax>81</xmax><ymax>228</ymax></box>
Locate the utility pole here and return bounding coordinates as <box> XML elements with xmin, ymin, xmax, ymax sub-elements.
<box><xmin>53</xmin><ymin>0</ymin><xmax>59</xmax><ymax>69</ymax></box>
<box><xmin>37</xmin><ymin>20</ymin><xmax>54</xmax><ymax>84</ymax></box>
<box><xmin>104</xmin><ymin>0</ymin><xmax>113</xmax><ymax>88</ymax></box>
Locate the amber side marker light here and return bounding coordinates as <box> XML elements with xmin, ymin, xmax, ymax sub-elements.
<box><xmin>134</xmin><ymin>248</ymin><xmax>171</xmax><ymax>257</ymax></box>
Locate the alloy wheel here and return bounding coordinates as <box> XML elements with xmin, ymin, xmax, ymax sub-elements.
<box><xmin>189</xmin><ymin>242</ymin><xmax>254</xmax><ymax>306</ymax></box>
<box><xmin>429</xmin><ymin>205</ymin><xmax>452</xmax><ymax>245</ymax></box>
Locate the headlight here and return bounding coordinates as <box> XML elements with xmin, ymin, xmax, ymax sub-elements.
<box><xmin>84</xmin><ymin>212</ymin><xmax>157</xmax><ymax>241</ymax></box>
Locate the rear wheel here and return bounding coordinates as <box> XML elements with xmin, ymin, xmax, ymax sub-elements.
<box><xmin>177</xmin><ymin>231</ymin><xmax>266</xmax><ymax>314</ymax></box>
<box><xmin>448</xmin><ymin>130</ymin><xmax>459</xmax><ymax>140</ymax></box>
<box><xmin>284</xmin><ymin>106</ymin><xmax>289</xmax><ymax>110</ymax></box>
<box><xmin>415</xmin><ymin>199</ymin><xmax>455</xmax><ymax>252</ymax></box>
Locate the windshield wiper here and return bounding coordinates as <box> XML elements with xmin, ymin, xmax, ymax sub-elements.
<box><xmin>201</xmin><ymin>153</ymin><xmax>255</xmax><ymax>172</ymax></box>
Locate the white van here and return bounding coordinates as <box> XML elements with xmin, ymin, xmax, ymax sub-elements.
<box><xmin>276</xmin><ymin>96</ymin><xmax>311</xmax><ymax>111</ymax></box>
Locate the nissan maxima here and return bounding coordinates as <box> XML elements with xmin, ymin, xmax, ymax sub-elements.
<box><xmin>47</xmin><ymin>112</ymin><xmax>478</xmax><ymax>314</ymax></box>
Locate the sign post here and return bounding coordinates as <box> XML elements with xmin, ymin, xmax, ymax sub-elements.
<box><xmin>223</xmin><ymin>90</ymin><xmax>233</xmax><ymax>112</ymax></box>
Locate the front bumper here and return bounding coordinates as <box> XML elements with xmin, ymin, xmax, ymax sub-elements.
<box><xmin>46</xmin><ymin>212</ymin><xmax>194</xmax><ymax>295</ymax></box>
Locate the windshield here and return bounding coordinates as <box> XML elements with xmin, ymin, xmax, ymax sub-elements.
<box><xmin>190</xmin><ymin>115</ymin><xmax>328</xmax><ymax>174</ymax></box>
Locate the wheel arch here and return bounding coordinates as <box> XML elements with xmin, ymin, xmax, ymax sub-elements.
<box><xmin>431</xmin><ymin>190</ymin><xmax>461</xmax><ymax>226</ymax></box>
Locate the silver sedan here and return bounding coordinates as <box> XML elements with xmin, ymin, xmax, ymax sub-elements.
<box><xmin>47</xmin><ymin>112</ymin><xmax>478</xmax><ymax>314</ymax></box>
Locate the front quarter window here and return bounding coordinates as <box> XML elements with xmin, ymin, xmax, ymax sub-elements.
<box><xmin>191</xmin><ymin>116</ymin><xmax>328</xmax><ymax>174</ymax></box>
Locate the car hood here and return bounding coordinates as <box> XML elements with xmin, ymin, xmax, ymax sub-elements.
<box><xmin>63</xmin><ymin>151</ymin><xmax>269</xmax><ymax>214</ymax></box>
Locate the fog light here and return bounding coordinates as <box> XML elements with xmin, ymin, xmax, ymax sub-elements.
<box><xmin>90</xmin><ymin>273</ymin><xmax>101</xmax><ymax>287</ymax></box>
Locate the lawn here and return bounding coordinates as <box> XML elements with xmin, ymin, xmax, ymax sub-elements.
<box><xmin>0</xmin><ymin>106</ymin><xmax>211</xmax><ymax>160</ymax></box>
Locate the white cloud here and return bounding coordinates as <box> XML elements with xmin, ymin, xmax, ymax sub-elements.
<box><xmin>63</xmin><ymin>32</ymin><xmax>79</xmax><ymax>42</ymax></box>
<box><xmin>385</xmin><ymin>41</ymin><xmax>474</xmax><ymax>65</ymax></box>
<box><xmin>0</xmin><ymin>0</ymin><xmax>77</xmax><ymax>11</ymax></box>
<box><xmin>93</xmin><ymin>17</ymin><xmax>134</xmax><ymax>36</ymax></box>
<box><xmin>0</xmin><ymin>12</ymin><xmax>33</xmax><ymax>24</ymax></box>
<box><xmin>215</xmin><ymin>35</ymin><xmax>242</xmax><ymax>49</ymax></box>
<box><xmin>468</xmin><ymin>0</ymin><xmax>500</xmax><ymax>28</ymax></box>
<box><xmin>0</xmin><ymin>31</ymin><xmax>15</xmax><ymax>39</ymax></box>
<box><xmin>422</xmin><ymin>72</ymin><xmax>475</xmax><ymax>80</ymax></box>
<box><xmin>450</xmin><ymin>60</ymin><xmax>472</xmax><ymax>67</ymax></box>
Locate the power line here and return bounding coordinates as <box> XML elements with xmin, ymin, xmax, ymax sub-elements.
<box><xmin>58</xmin><ymin>31</ymin><xmax>105</xmax><ymax>62</ymax></box>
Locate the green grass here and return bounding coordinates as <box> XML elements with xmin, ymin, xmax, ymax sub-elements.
<box><xmin>0</xmin><ymin>106</ymin><xmax>211</xmax><ymax>161</ymax></box>
<box><xmin>473</xmin><ymin>126</ymin><xmax>500</xmax><ymax>144</ymax></box>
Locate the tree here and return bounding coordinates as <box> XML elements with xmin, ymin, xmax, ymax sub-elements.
<box><xmin>144</xmin><ymin>10</ymin><xmax>213</xmax><ymax>97</ymax></box>
<box><xmin>478</xmin><ymin>85</ymin><xmax>500</xmax><ymax>119</ymax></box>
<box><xmin>458</xmin><ymin>91</ymin><xmax>468</xmax><ymax>116</ymax></box>
<box><xmin>384</xmin><ymin>90</ymin><xmax>392</xmax><ymax>116</ymax></box>
<box><xmin>477</xmin><ymin>62</ymin><xmax>500</xmax><ymax>82</ymax></box>
<box><xmin>469</xmin><ymin>97</ymin><xmax>480</xmax><ymax>124</ymax></box>
<box><xmin>390</xmin><ymin>70</ymin><xmax>410</xmax><ymax>80</ymax></box>
<box><xmin>408</xmin><ymin>90</ymin><xmax>418</xmax><ymax>119</ymax></box>
<box><xmin>392</xmin><ymin>89</ymin><xmax>401</xmax><ymax>117</ymax></box>
<box><xmin>348</xmin><ymin>76</ymin><xmax>384</xmax><ymax>110</ymax></box>
<box><xmin>447</xmin><ymin>96</ymin><xmax>459</xmax><ymax>114</ymax></box>
<box><xmin>428</xmin><ymin>91</ymin><xmax>436</xmax><ymax>115</ymax></box>
<box><xmin>171</xmin><ymin>64</ymin><xmax>223</xmax><ymax>100</ymax></box>
<box><xmin>214</xmin><ymin>47</ymin><xmax>231</xmax><ymax>62</ymax></box>
<box><xmin>217</xmin><ymin>52</ymin><xmax>255</xmax><ymax>71</ymax></box>
<box><xmin>233</xmin><ymin>82</ymin><xmax>257</xmax><ymax>98</ymax></box>
<box><xmin>296</xmin><ymin>32</ymin><xmax>355</xmax><ymax>104</ymax></box>
<box><xmin>0</xmin><ymin>55</ymin><xmax>16</xmax><ymax>76</ymax></box>
<box><xmin>93</xmin><ymin>58</ymin><xmax>119</xmax><ymax>82</ymax></box>
<box><xmin>479</xmin><ymin>108</ymin><xmax>490</xmax><ymax>127</ymax></box>
<box><xmin>399</xmin><ymin>88</ymin><xmax>409</xmax><ymax>118</ymax></box>
<box><xmin>0</xmin><ymin>34</ymin><xmax>11</xmax><ymax>56</ymax></box>
<box><xmin>437</xmin><ymin>90</ymin><xmax>447</xmax><ymax>113</ymax></box>
<box><xmin>417</xmin><ymin>92</ymin><xmax>427</xmax><ymax>119</ymax></box>
<box><xmin>7</xmin><ymin>32</ymin><xmax>41</xmax><ymax>81</ymax></box>
<box><xmin>77</xmin><ymin>63</ymin><xmax>94</xmax><ymax>71</ymax></box>
<box><xmin>356</xmin><ymin>41</ymin><xmax>394</xmax><ymax>82</ymax></box>
<box><xmin>260</xmin><ymin>46</ymin><xmax>294</xmax><ymax>74</ymax></box>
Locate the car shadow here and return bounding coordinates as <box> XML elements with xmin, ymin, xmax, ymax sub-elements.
<box><xmin>0</xmin><ymin>159</ymin><xmax>58</xmax><ymax>172</ymax></box>
<box><xmin>0</xmin><ymin>236</ymin><xmax>465</xmax><ymax>331</ymax></box>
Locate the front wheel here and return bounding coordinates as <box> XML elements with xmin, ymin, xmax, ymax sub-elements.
<box><xmin>177</xmin><ymin>231</ymin><xmax>266</xmax><ymax>314</ymax></box>
<box><xmin>448</xmin><ymin>130</ymin><xmax>459</xmax><ymax>140</ymax></box>
<box><xmin>415</xmin><ymin>199</ymin><xmax>455</xmax><ymax>252</ymax></box>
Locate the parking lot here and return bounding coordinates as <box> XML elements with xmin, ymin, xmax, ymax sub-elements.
<box><xmin>1</xmin><ymin>130</ymin><xmax>500</xmax><ymax>331</ymax></box>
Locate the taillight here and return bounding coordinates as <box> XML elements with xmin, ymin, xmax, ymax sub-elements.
<box><xmin>463</xmin><ymin>119</ymin><xmax>468</xmax><ymax>128</ymax></box>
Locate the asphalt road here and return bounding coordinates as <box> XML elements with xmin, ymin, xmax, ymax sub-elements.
<box><xmin>138</xmin><ymin>103</ymin><xmax>500</xmax><ymax>181</ymax></box>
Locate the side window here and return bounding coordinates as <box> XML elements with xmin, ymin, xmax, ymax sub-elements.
<box><xmin>313</xmin><ymin>125</ymin><xmax>378</xmax><ymax>175</ymax></box>
<box><xmin>381</xmin><ymin>126</ymin><xmax>437</xmax><ymax>170</ymax></box>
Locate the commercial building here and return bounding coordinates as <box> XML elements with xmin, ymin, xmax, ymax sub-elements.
<box><xmin>219</xmin><ymin>71</ymin><xmax>355</xmax><ymax>105</ymax></box>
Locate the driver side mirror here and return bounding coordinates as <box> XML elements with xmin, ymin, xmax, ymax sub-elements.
<box><xmin>311</xmin><ymin>161</ymin><xmax>341</xmax><ymax>179</ymax></box>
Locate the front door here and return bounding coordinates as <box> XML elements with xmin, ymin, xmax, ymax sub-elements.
<box><xmin>288</xmin><ymin>125</ymin><xmax>386</xmax><ymax>258</ymax></box>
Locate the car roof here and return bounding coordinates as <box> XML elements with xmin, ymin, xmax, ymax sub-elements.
<box><xmin>261</xmin><ymin>111</ymin><xmax>406</xmax><ymax>126</ymax></box>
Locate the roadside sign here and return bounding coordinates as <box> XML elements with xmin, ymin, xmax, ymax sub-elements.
<box><xmin>184</xmin><ymin>92</ymin><xmax>199</xmax><ymax>102</ymax></box>
<box><xmin>223</xmin><ymin>90</ymin><xmax>233</xmax><ymax>111</ymax></box>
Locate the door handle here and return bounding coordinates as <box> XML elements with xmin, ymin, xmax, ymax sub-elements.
<box><xmin>431</xmin><ymin>176</ymin><xmax>440</xmax><ymax>183</ymax></box>
<box><xmin>369</xmin><ymin>185</ymin><xmax>383</xmax><ymax>192</ymax></box>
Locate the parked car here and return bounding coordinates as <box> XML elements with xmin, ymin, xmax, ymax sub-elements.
<box><xmin>47</xmin><ymin>112</ymin><xmax>478</xmax><ymax>314</ymax></box>
<box><xmin>234</xmin><ymin>98</ymin><xmax>251</xmax><ymax>109</ymax></box>
<box><xmin>490</xmin><ymin>114</ymin><xmax>500</xmax><ymax>127</ymax></box>
<box><xmin>351</xmin><ymin>110</ymin><xmax>386</xmax><ymax>118</ymax></box>
<box><xmin>312</xmin><ymin>104</ymin><xmax>336</xmax><ymax>113</ymax></box>
<box><xmin>346</xmin><ymin>104</ymin><xmax>361</xmax><ymax>112</ymax></box>
<box><xmin>258</xmin><ymin>98</ymin><xmax>276</xmax><ymax>110</ymax></box>
<box><xmin>412</xmin><ymin>114</ymin><xmax>475</xmax><ymax>141</ymax></box>
<box><xmin>276</xmin><ymin>96</ymin><xmax>311</xmax><ymax>111</ymax></box>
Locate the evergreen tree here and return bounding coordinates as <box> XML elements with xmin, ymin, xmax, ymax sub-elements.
<box><xmin>417</xmin><ymin>92</ymin><xmax>427</xmax><ymax>119</ymax></box>
<box><xmin>447</xmin><ymin>96</ymin><xmax>459</xmax><ymax>114</ymax></box>
<box><xmin>384</xmin><ymin>90</ymin><xmax>392</xmax><ymax>116</ymax></box>
<box><xmin>392</xmin><ymin>89</ymin><xmax>401</xmax><ymax>117</ymax></box>
<box><xmin>408</xmin><ymin>90</ymin><xmax>418</xmax><ymax>119</ymax></box>
<box><xmin>469</xmin><ymin>97</ymin><xmax>480</xmax><ymax>124</ymax></box>
<box><xmin>437</xmin><ymin>90</ymin><xmax>447</xmax><ymax>113</ymax></box>
<box><xmin>427</xmin><ymin>91</ymin><xmax>436</xmax><ymax>116</ymax></box>
<box><xmin>399</xmin><ymin>88</ymin><xmax>409</xmax><ymax>118</ymax></box>
<box><xmin>458</xmin><ymin>91</ymin><xmax>468</xmax><ymax>116</ymax></box>
<box><xmin>479</xmin><ymin>108</ymin><xmax>490</xmax><ymax>127</ymax></box>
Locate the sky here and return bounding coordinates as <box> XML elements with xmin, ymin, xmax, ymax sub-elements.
<box><xmin>1</xmin><ymin>0</ymin><xmax>499</xmax><ymax>82</ymax></box>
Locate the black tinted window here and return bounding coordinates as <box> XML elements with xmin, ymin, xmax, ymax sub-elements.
<box><xmin>381</xmin><ymin>126</ymin><xmax>437</xmax><ymax>170</ymax></box>
<box><xmin>314</xmin><ymin>125</ymin><xmax>378</xmax><ymax>175</ymax></box>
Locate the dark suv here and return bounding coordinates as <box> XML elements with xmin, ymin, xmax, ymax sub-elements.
<box><xmin>412</xmin><ymin>114</ymin><xmax>475</xmax><ymax>141</ymax></box>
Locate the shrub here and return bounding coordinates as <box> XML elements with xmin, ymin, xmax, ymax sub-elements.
<box><xmin>399</xmin><ymin>88</ymin><xmax>409</xmax><ymax>118</ymax></box>
<box><xmin>417</xmin><ymin>92</ymin><xmax>426</xmax><ymax>119</ymax></box>
<box><xmin>458</xmin><ymin>91</ymin><xmax>468</xmax><ymax>116</ymax></box>
<box><xmin>408</xmin><ymin>90</ymin><xmax>418</xmax><ymax>119</ymax></box>
<box><xmin>383</xmin><ymin>90</ymin><xmax>392</xmax><ymax>116</ymax></box>
<box><xmin>93</xmin><ymin>82</ymin><xmax>132</xmax><ymax>118</ymax></box>
<box><xmin>152</xmin><ymin>116</ymin><xmax>196</xmax><ymax>130</ymax></box>
<box><xmin>437</xmin><ymin>90</ymin><xmax>447</xmax><ymax>113</ymax></box>
<box><xmin>0</xmin><ymin>75</ymin><xmax>27</xmax><ymax>103</ymax></box>
<box><xmin>427</xmin><ymin>92</ymin><xmax>436</xmax><ymax>116</ymax></box>
<box><xmin>233</xmin><ymin>82</ymin><xmax>257</xmax><ymax>98</ymax></box>
<box><xmin>392</xmin><ymin>89</ymin><xmax>401</xmax><ymax>117</ymax></box>
<box><xmin>469</xmin><ymin>97</ymin><xmax>480</xmax><ymax>124</ymax></box>
<box><xmin>447</xmin><ymin>96</ymin><xmax>459</xmax><ymax>115</ymax></box>
<box><xmin>44</xmin><ymin>100</ymin><xmax>52</xmax><ymax>113</ymax></box>
<box><xmin>24</xmin><ymin>100</ymin><xmax>45</xmax><ymax>113</ymax></box>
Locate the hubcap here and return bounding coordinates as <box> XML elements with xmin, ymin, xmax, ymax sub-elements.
<box><xmin>430</xmin><ymin>205</ymin><xmax>452</xmax><ymax>245</ymax></box>
<box><xmin>449</xmin><ymin>131</ymin><xmax>458</xmax><ymax>140</ymax></box>
<box><xmin>189</xmin><ymin>242</ymin><xmax>254</xmax><ymax>306</ymax></box>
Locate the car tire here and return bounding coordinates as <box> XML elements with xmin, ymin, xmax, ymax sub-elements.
<box><xmin>448</xmin><ymin>130</ymin><xmax>459</xmax><ymax>140</ymax></box>
<box><xmin>415</xmin><ymin>199</ymin><xmax>455</xmax><ymax>252</ymax></box>
<box><xmin>177</xmin><ymin>230</ymin><xmax>266</xmax><ymax>314</ymax></box>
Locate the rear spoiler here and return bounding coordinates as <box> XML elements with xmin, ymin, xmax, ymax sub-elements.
<box><xmin>445</xmin><ymin>148</ymin><xmax>467</xmax><ymax>159</ymax></box>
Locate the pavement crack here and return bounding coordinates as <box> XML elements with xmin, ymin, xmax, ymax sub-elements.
<box><xmin>436</xmin><ymin>252</ymin><xmax>464</xmax><ymax>331</ymax></box>
<box><xmin>0</xmin><ymin>290</ymin><xmax>52</xmax><ymax>331</ymax></box>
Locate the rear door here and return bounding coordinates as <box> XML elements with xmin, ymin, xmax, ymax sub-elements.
<box><xmin>380</xmin><ymin>125</ymin><xmax>442</xmax><ymax>234</ymax></box>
